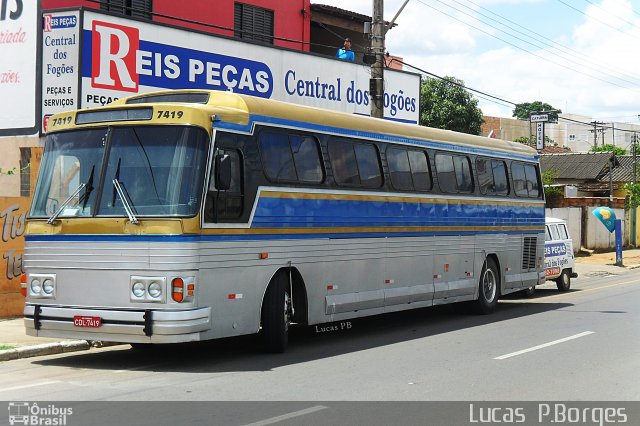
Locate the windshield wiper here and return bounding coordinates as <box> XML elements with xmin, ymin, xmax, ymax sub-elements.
<box><xmin>112</xmin><ymin>178</ymin><xmax>139</xmax><ymax>225</ymax></box>
<box><xmin>80</xmin><ymin>165</ymin><xmax>95</xmax><ymax>210</ymax></box>
<box><xmin>47</xmin><ymin>182</ymin><xmax>87</xmax><ymax>224</ymax></box>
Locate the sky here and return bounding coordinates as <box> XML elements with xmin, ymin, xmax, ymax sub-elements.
<box><xmin>316</xmin><ymin>0</ymin><xmax>640</xmax><ymax>123</ymax></box>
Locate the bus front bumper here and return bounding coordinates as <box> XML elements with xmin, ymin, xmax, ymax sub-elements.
<box><xmin>24</xmin><ymin>304</ymin><xmax>211</xmax><ymax>344</ymax></box>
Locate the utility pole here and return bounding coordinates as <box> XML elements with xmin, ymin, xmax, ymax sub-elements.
<box><xmin>590</xmin><ymin>121</ymin><xmax>605</xmax><ymax>148</ymax></box>
<box><xmin>633</xmin><ymin>132</ymin><xmax>638</xmax><ymax>246</ymax></box>
<box><xmin>370</xmin><ymin>0</ymin><xmax>385</xmax><ymax>119</ymax></box>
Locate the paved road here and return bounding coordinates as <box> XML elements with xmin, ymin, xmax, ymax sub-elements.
<box><xmin>0</xmin><ymin>270</ymin><xmax>638</xmax><ymax>423</ymax></box>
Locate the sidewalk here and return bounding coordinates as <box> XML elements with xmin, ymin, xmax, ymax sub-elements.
<box><xmin>2</xmin><ymin>249</ymin><xmax>640</xmax><ymax>361</ymax></box>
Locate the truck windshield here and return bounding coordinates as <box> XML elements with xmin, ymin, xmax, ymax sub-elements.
<box><xmin>31</xmin><ymin>125</ymin><xmax>209</xmax><ymax>219</ymax></box>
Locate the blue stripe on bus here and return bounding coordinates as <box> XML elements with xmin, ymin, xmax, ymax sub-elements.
<box><xmin>215</xmin><ymin>114</ymin><xmax>539</xmax><ymax>162</ymax></box>
<box><xmin>25</xmin><ymin>229</ymin><xmax>543</xmax><ymax>243</ymax></box>
<box><xmin>250</xmin><ymin>197</ymin><xmax>544</xmax><ymax>228</ymax></box>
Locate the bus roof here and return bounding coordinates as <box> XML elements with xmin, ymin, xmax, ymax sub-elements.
<box><xmin>53</xmin><ymin>90</ymin><xmax>537</xmax><ymax>159</ymax></box>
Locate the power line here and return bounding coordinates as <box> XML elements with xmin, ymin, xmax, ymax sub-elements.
<box><xmin>456</xmin><ymin>0</ymin><xmax>640</xmax><ymax>86</ymax></box>
<box><xmin>410</xmin><ymin>0</ymin><xmax>638</xmax><ymax>89</ymax></box>
<box><xmin>555</xmin><ymin>0</ymin><xmax>640</xmax><ymax>41</ymax></box>
<box><xmin>580</xmin><ymin>0</ymin><xmax>640</xmax><ymax>29</ymax></box>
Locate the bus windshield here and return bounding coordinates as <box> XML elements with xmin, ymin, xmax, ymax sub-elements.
<box><xmin>31</xmin><ymin>125</ymin><xmax>209</xmax><ymax>219</ymax></box>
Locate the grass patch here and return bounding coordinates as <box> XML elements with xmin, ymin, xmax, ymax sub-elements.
<box><xmin>0</xmin><ymin>345</ymin><xmax>16</xmax><ymax>351</ymax></box>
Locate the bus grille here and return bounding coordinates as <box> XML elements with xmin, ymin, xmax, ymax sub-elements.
<box><xmin>522</xmin><ymin>237</ymin><xmax>537</xmax><ymax>270</ymax></box>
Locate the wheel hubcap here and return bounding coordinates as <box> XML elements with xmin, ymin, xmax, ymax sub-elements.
<box><xmin>483</xmin><ymin>269</ymin><xmax>497</xmax><ymax>301</ymax></box>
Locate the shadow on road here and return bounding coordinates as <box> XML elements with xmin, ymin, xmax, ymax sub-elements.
<box><xmin>34</xmin><ymin>297</ymin><xmax>573</xmax><ymax>373</ymax></box>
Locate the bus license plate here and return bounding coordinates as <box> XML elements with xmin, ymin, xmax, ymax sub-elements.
<box><xmin>73</xmin><ymin>315</ymin><xmax>102</xmax><ymax>328</ymax></box>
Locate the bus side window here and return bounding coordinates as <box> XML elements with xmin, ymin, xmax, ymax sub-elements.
<box><xmin>205</xmin><ymin>149</ymin><xmax>243</xmax><ymax>222</ymax></box>
<box><xmin>436</xmin><ymin>153</ymin><xmax>472</xmax><ymax>193</ymax></box>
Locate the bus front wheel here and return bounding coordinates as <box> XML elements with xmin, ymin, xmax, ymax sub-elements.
<box><xmin>261</xmin><ymin>273</ymin><xmax>292</xmax><ymax>353</ymax></box>
<box><xmin>473</xmin><ymin>258</ymin><xmax>499</xmax><ymax>314</ymax></box>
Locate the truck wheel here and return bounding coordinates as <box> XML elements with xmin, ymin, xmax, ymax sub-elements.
<box><xmin>556</xmin><ymin>269</ymin><xmax>571</xmax><ymax>292</ymax></box>
<box><xmin>473</xmin><ymin>258</ymin><xmax>499</xmax><ymax>314</ymax></box>
<box><xmin>261</xmin><ymin>274</ymin><xmax>291</xmax><ymax>353</ymax></box>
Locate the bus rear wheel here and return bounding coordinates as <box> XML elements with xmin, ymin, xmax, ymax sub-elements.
<box><xmin>261</xmin><ymin>273</ymin><xmax>292</xmax><ymax>353</ymax></box>
<box><xmin>473</xmin><ymin>258</ymin><xmax>499</xmax><ymax>314</ymax></box>
<box><xmin>556</xmin><ymin>269</ymin><xmax>571</xmax><ymax>292</ymax></box>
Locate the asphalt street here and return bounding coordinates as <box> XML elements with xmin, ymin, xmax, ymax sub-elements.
<box><xmin>0</xmin><ymin>269</ymin><xmax>638</xmax><ymax>425</ymax></box>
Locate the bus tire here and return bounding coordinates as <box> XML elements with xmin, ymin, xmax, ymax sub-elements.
<box><xmin>261</xmin><ymin>273</ymin><xmax>291</xmax><ymax>353</ymax></box>
<box><xmin>473</xmin><ymin>258</ymin><xmax>499</xmax><ymax>314</ymax></box>
<box><xmin>556</xmin><ymin>269</ymin><xmax>571</xmax><ymax>292</ymax></box>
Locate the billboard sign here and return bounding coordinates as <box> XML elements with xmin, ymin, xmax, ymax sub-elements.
<box><xmin>0</xmin><ymin>0</ymin><xmax>40</xmax><ymax>135</ymax></box>
<box><xmin>41</xmin><ymin>10</ymin><xmax>80</xmax><ymax>133</ymax></box>
<box><xmin>79</xmin><ymin>11</ymin><xmax>419</xmax><ymax>123</ymax></box>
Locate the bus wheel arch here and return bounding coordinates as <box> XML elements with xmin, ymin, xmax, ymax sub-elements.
<box><xmin>259</xmin><ymin>267</ymin><xmax>308</xmax><ymax>353</ymax></box>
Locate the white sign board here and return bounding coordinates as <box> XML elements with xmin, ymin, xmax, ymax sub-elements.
<box><xmin>0</xmin><ymin>0</ymin><xmax>39</xmax><ymax>135</ymax></box>
<box><xmin>536</xmin><ymin>122</ymin><xmax>544</xmax><ymax>150</ymax></box>
<box><xmin>79</xmin><ymin>11</ymin><xmax>420</xmax><ymax>123</ymax></box>
<box><xmin>530</xmin><ymin>114</ymin><xmax>549</xmax><ymax>123</ymax></box>
<box><xmin>41</xmin><ymin>10</ymin><xmax>80</xmax><ymax>133</ymax></box>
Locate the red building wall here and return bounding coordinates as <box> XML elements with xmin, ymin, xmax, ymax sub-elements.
<box><xmin>42</xmin><ymin>0</ymin><xmax>310</xmax><ymax>51</ymax></box>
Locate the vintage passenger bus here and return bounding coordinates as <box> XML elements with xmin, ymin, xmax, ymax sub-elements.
<box><xmin>23</xmin><ymin>90</ymin><xmax>545</xmax><ymax>352</ymax></box>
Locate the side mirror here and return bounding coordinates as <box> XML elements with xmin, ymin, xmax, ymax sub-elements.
<box><xmin>215</xmin><ymin>154</ymin><xmax>232</xmax><ymax>191</ymax></box>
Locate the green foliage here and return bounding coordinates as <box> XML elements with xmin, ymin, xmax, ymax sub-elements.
<box><xmin>589</xmin><ymin>144</ymin><xmax>626</xmax><ymax>155</ymax></box>
<box><xmin>419</xmin><ymin>76</ymin><xmax>484</xmax><ymax>135</ymax></box>
<box><xmin>624</xmin><ymin>182</ymin><xmax>640</xmax><ymax>209</ymax></box>
<box><xmin>0</xmin><ymin>345</ymin><xmax>16</xmax><ymax>351</ymax></box>
<box><xmin>512</xmin><ymin>101</ymin><xmax>561</xmax><ymax>121</ymax></box>
<box><xmin>542</xmin><ymin>169</ymin><xmax>562</xmax><ymax>198</ymax></box>
<box><xmin>0</xmin><ymin>167</ymin><xmax>17</xmax><ymax>176</ymax></box>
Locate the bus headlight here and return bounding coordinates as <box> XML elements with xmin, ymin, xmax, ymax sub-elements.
<box><xmin>130</xmin><ymin>276</ymin><xmax>166</xmax><ymax>303</ymax></box>
<box><xmin>132</xmin><ymin>282</ymin><xmax>146</xmax><ymax>298</ymax></box>
<box><xmin>148</xmin><ymin>282</ymin><xmax>162</xmax><ymax>299</ymax></box>
<box><xmin>30</xmin><ymin>279</ymin><xmax>41</xmax><ymax>295</ymax></box>
<box><xmin>42</xmin><ymin>279</ymin><xmax>55</xmax><ymax>295</ymax></box>
<box><xmin>28</xmin><ymin>274</ymin><xmax>56</xmax><ymax>299</ymax></box>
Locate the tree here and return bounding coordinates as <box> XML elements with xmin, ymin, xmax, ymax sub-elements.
<box><xmin>542</xmin><ymin>169</ymin><xmax>562</xmax><ymax>199</ymax></box>
<box><xmin>513</xmin><ymin>135</ymin><xmax>556</xmax><ymax>147</ymax></box>
<box><xmin>512</xmin><ymin>101</ymin><xmax>561</xmax><ymax>121</ymax></box>
<box><xmin>419</xmin><ymin>76</ymin><xmax>484</xmax><ymax>135</ymax></box>
<box><xmin>590</xmin><ymin>144</ymin><xmax>626</xmax><ymax>155</ymax></box>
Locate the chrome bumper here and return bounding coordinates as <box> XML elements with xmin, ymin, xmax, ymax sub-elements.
<box><xmin>24</xmin><ymin>304</ymin><xmax>211</xmax><ymax>344</ymax></box>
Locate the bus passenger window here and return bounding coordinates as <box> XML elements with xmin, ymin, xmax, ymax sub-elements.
<box><xmin>328</xmin><ymin>139</ymin><xmax>361</xmax><ymax>186</ymax></box>
<box><xmin>290</xmin><ymin>135</ymin><xmax>323</xmax><ymax>183</ymax></box>
<box><xmin>477</xmin><ymin>159</ymin><xmax>508</xmax><ymax>196</ymax></box>
<box><xmin>206</xmin><ymin>149</ymin><xmax>243</xmax><ymax>221</ymax></box>
<box><xmin>512</xmin><ymin>163</ymin><xmax>540</xmax><ymax>198</ymax></box>
<box><xmin>407</xmin><ymin>150</ymin><xmax>432</xmax><ymax>191</ymax></box>
<box><xmin>354</xmin><ymin>143</ymin><xmax>382</xmax><ymax>188</ymax></box>
<box><xmin>437</xmin><ymin>153</ymin><xmax>472</xmax><ymax>193</ymax></box>
<box><xmin>387</xmin><ymin>147</ymin><xmax>432</xmax><ymax>192</ymax></box>
<box><xmin>260</xmin><ymin>132</ymin><xmax>297</xmax><ymax>182</ymax></box>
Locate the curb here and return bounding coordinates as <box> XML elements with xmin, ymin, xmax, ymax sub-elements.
<box><xmin>0</xmin><ymin>341</ymin><xmax>91</xmax><ymax>361</ymax></box>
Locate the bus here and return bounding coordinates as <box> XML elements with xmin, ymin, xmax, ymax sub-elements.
<box><xmin>23</xmin><ymin>90</ymin><xmax>545</xmax><ymax>353</ymax></box>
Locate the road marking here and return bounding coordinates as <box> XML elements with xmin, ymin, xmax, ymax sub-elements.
<box><xmin>0</xmin><ymin>380</ymin><xmax>61</xmax><ymax>393</ymax></box>
<box><xmin>494</xmin><ymin>331</ymin><xmax>595</xmax><ymax>360</ymax></box>
<box><xmin>242</xmin><ymin>405</ymin><xmax>328</xmax><ymax>426</ymax></box>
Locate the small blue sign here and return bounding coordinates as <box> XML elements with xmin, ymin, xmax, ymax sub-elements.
<box><xmin>592</xmin><ymin>207</ymin><xmax>616</xmax><ymax>233</ymax></box>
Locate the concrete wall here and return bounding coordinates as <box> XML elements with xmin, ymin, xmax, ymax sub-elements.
<box><xmin>545</xmin><ymin>207</ymin><xmax>582</xmax><ymax>253</ymax></box>
<box><xmin>547</xmin><ymin>206</ymin><xmax>628</xmax><ymax>251</ymax></box>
